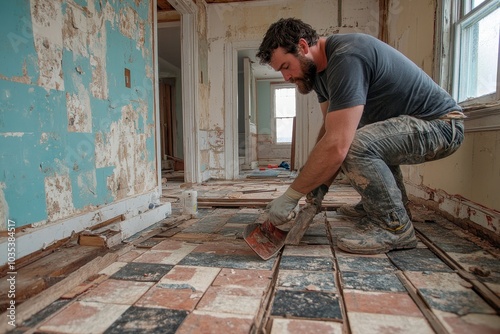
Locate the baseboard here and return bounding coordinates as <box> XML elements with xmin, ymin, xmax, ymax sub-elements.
<box><xmin>0</xmin><ymin>192</ymin><xmax>171</xmax><ymax>267</ymax></box>
<box><xmin>406</xmin><ymin>182</ymin><xmax>500</xmax><ymax>246</ymax></box>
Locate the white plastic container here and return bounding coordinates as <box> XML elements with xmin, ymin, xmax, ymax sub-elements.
<box><xmin>182</xmin><ymin>190</ymin><xmax>198</xmax><ymax>215</ymax></box>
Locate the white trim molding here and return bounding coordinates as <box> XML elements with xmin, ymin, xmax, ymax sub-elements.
<box><xmin>0</xmin><ymin>192</ymin><xmax>171</xmax><ymax>267</ymax></box>
<box><xmin>170</xmin><ymin>0</ymin><xmax>200</xmax><ymax>183</ymax></box>
<box><xmin>463</xmin><ymin>103</ymin><xmax>500</xmax><ymax>132</ymax></box>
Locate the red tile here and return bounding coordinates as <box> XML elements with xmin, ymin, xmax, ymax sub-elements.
<box><xmin>212</xmin><ymin>268</ymin><xmax>273</xmax><ymax>289</ymax></box>
<box><xmin>38</xmin><ymin>301</ymin><xmax>129</xmax><ymax>333</ymax></box>
<box><xmin>135</xmin><ymin>286</ymin><xmax>201</xmax><ymax>311</ymax></box>
<box><xmin>159</xmin><ymin>266</ymin><xmax>220</xmax><ymax>292</ymax></box>
<box><xmin>176</xmin><ymin>311</ymin><xmax>253</xmax><ymax>333</ymax></box>
<box><xmin>344</xmin><ymin>290</ymin><xmax>422</xmax><ymax>317</ymax></box>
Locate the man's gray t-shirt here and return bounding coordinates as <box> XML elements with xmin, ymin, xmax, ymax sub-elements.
<box><xmin>313</xmin><ymin>34</ymin><xmax>460</xmax><ymax>126</ymax></box>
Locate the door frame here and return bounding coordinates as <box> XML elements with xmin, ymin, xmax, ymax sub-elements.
<box><xmin>160</xmin><ymin>0</ymin><xmax>200</xmax><ymax>183</ymax></box>
<box><xmin>225</xmin><ymin>40</ymin><xmax>262</xmax><ymax>179</ymax></box>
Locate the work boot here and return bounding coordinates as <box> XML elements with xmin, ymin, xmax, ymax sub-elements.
<box><xmin>337</xmin><ymin>218</ymin><xmax>417</xmax><ymax>255</ymax></box>
<box><xmin>337</xmin><ymin>202</ymin><xmax>366</xmax><ymax>218</ymax></box>
<box><xmin>337</xmin><ymin>201</ymin><xmax>413</xmax><ymax>221</ymax></box>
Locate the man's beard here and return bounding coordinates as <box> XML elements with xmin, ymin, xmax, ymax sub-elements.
<box><xmin>291</xmin><ymin>54</ymin><xmax>317</xmax><ymax>94</ymax></box>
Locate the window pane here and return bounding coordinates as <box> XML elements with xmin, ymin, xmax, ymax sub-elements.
<box><xmin>276</xmin><ymin>117</ymin><xmax>293</xmax><ymax>143</ymax></box>
<box><xmin>472</xmin><ymin>0</ymin><xmax>486</xmax><ymax>10</ymax></box>
<box><xmin>458</xmin><ymin>7</ymin><xmax>499</xmax><ymax>102</ymax></box>
<box><xmin>275</xmin><ymin>88</ymin><xmax>296</xmax><ymax>117</ymax></box>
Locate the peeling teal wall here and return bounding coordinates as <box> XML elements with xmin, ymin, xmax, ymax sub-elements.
<box><xmin>0</xmin><ymin>0</ymin><xmax>156</xmax><ymax>229</ymax></box>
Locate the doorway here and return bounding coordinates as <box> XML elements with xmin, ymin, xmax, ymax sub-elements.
<box><xmin>155</xmin><ymin>0</ymin><xmax>199</xmax><ymax>183</ymax></box>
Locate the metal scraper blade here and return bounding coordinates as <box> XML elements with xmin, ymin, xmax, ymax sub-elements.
<box><xmin>243</xmin><ymin>220</ymin><xmax>287</xmax><ymax>260</ymax></box>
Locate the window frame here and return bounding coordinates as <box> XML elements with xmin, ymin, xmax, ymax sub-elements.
<box><xmin>271</xmin><ymin>83</ymin><xmax>296</xmax><ymax>144</ymax></box>
<box><xmin>436</xmin><ymin>0</ymin><xmax>500</xmax><ymax>131</ymax></box>
<box><xmin>452</xmin><ymin>0</ymin><xmax>500</xmax><ymax>105</ymax></box>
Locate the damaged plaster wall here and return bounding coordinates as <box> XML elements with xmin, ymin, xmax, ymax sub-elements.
<box><xmin>206</xmin><ymin>0</ymin><xmax>379</xmax><ymax>179</ymax></box>
<box><xmin>387</xmin><ymin>0</ymin><xmax>499</xmax><ymax>238</ymax></box>
<box><xmin>0</xmin><ymin>0</ymin><xmax>157</xmax><ymax>230</ymax></box>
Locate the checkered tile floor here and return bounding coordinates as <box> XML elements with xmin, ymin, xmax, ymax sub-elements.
<box><xmin>9</xmin><ymin>183</ymin><xmax>500</xmax><ymax>333</ymax></box>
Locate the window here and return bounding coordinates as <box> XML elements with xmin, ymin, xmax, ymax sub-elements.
<box><xmin>272</xmin><ymin>84</ymin><xmax>296</xmax><ymax>143</ymax></box>
<box><xmin>452</xmin><ymin>0</ymin><xmax>500</xmax><ymax>104</ymax></box>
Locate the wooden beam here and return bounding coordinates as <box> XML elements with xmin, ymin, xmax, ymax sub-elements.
<box><xmin>157</xmin><ymin>10</ymin><xmax>181</xmax><ymax>23</ymax></box>
<box><xmin>197</xmin><ymin>197</ymin><xmax>345</xmax><ymax>210</ymax></box>
<box><xmin>378</xmin><ymin>0</ymin><xmax>389</xmax><ymax>42</ymax></box>
<box><xmin>157</xmin><ymin>0</ymin><xmax>175</xmax><ymax>11</ymax></box>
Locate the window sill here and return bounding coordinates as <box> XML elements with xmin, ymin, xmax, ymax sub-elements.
<box><xmin>462</xmin><ymin>102</ymin><xmax>500</xmax><ymax>132</ymax></box>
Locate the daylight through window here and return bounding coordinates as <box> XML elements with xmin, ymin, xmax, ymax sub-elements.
<box><xmin>454</xmin><ymin>0</ymin><xmax>500</xmax><ymax>103</ymax></box>
<box><xmin>273</xmin><ymin>85</ymin><xmax>296</xmax><ymax>143</ymax></box>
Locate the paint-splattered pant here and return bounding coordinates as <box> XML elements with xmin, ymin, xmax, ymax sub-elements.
<box><xmin>342</xmin><ymin>115</ymin><xmax>464</xmax><ymax>229</ymax></box>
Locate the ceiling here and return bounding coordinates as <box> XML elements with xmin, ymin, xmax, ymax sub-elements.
<box><xmin>156</xmin><ymin>0</ymin><xmax>282</xmax><ymax>80</ymax></box>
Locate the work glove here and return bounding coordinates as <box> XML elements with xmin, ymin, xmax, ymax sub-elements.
<box><xmin>306</xmin><ymin>184</ymin><xmax>329</xmax><ymax>213</ymax></box>
<box><xmin>266</xmin><ymin>187</ymin><xmax>304</xmax><ymax>226</ymax></box>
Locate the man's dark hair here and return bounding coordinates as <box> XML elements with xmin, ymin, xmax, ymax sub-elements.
<box><xmin>256</xmin><ymin>18</ymin><xmax>319</xmax><ymax>65</ymax></box>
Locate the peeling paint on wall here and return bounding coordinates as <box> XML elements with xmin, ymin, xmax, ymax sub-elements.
<box><xmin>76</xmin><ymin>170</ymin><xmax>97</xmax><ymax>202</ymax></box>
<box><xmin>95</xmin><ymin>103</ymin><xmax>156</xmax><ymax>200</ymax></box>
<box><xmin>45</xmin><ymin>174</ymin><xmax>75</xmax><ymax>222</ymax></box>
<box><xmin>63</xmin><ymin>4</ymin><xmax>89</xmax><ymax>57</ymax></box>
<box><xmin>0</xmin><ymin>0</ymin><xmax>156</xmax><ymax>228</ymax></box>
<box><xmin>30</xmin><ymin>0</ymin><xmax>64</xmax><ymax>91</ymax></box>
<box><xmin>120</xmin><ymin>6</ymin><xmax>147</xmax><ymax>56</ymax></box>
<box><xmin>66</xmin><ymin>84</ymin><xmax>91</xmax><ymax>133</ymax></box>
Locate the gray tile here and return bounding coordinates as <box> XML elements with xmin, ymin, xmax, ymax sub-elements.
<box><xmin>341</xmin><ymin>272</ymin><xmax>406</xmax><ymax>292</ymax></box>
<box><xmin>227</xmin><ymin>213</ymin><xmax>259</xmax><ymax>224</ymax></box>
<box><xmin>182</xmin><ymin>215</ymin><xmax>228</xmax><ymax>233</ymax></box>
<box><xmin>279</xmin><ymin>256</ymin><xmax>334</xmax><ymax>271</ymax></box>
<box><xmin>278</xmin><ymin>271</ymin><xmax>336</xmax><ymax>292</ymax></box>
<box><xmin>178</xmin><ymin>252</ymin><xmax>275</xmax><ymax>270</ymax></box>
<box><xmin>337</xmin><ymin>256</ymin><xmax>396</xmax><ymax>273</ymax></box>
<box><xmin>218</xmin><ymin>224</ymin><xmax>244</xmax><ymax>237</ymax></box>
<box><xmin>136</xmin><ymin>238</ymin><xmax>164</xmax><ymax>249</ymax></box>
<box><xmin>271</xmin><ymin>290</ymin><xmax>342</xmax><ymax>320</ymax></box>
<box><xmin>105</xmin><ymin>306</ymin><xmax>187</xmax><ymax>334</ymax></box>
<box><xmin>21</xmin><ymin>299</ymin><xmax>71</xmax><ymax>327</ymax></box>
<box><xmin>296</xmin><ymin>235</ymin><xmax>330</xmax><ymax>245</ymax></box>
<box><xmin>387</xmin><ymin>248</ymin><xmax>453</xmax><ymax>272</ymax></box>
<box><xmin>110</xmin><ymin>262</ymin><xmax>173</xmax><ymax>282</ymax></box>
<box><xmin>419</xmin><ymin>289</ymin><xmax>495</xmax><ymax>315</ymax></box>
<box><xmin>436</xmin><ymin>241</ymin><xmax>482</xmax><ymax>254</ymax></box>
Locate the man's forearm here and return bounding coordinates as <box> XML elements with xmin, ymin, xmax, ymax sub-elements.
<box><xmin>289</xmin><ymin>138</ymin><xmax>344</xmax><ymax>195</ymax></box>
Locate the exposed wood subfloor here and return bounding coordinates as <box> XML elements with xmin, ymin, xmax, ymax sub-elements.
<box><xmin>3</xmin><ymin>175</ymin><xmax>500</xmax><ymax>333</ymax></box>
